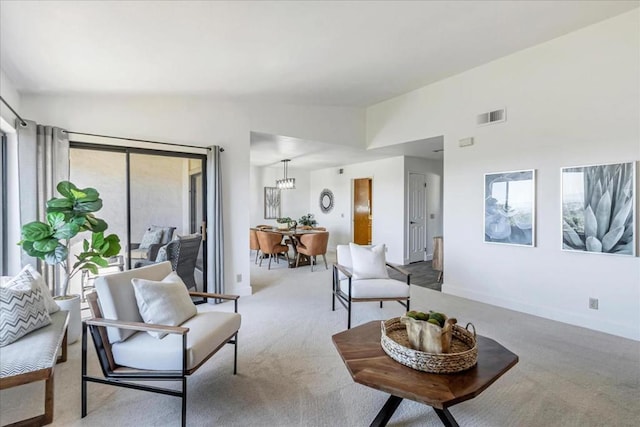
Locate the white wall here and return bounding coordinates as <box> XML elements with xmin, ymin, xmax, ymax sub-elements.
<box><xmin>366</xmin><ymin>10</ymin><xmax>640</xmax><ymax>340</ymax></box>
<box><xmin>19</xmin><ymin>94</ymin><xmax>364</xmax><ymax>295</ymax></box>
<box><xmin>309</xmin><ymin>156</ymin><xmax>406</xmax><ymax>264</ymax></box>
<box><xmin>249</xmin><ymin>165</ymin><xmax>311</xmax><ymax>227</ymax></box>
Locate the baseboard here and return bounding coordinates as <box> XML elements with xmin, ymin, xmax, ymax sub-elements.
<box><xmin>442</xmin><ymin>283</ymin><xmax>640</xmax><ymax>341</ymax></box>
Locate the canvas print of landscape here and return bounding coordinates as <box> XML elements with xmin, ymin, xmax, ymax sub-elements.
<box><xmin>562</xmin><ymin>162</ymin><xmax>635</xmax><ymax>256</ymax></box>
<box><xmin>484</xmin><ymin>170</ymin><xmax>535</xmax><ymax>246</ymax></box>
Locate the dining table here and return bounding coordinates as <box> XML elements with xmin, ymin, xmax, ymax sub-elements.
<box><xmin>253</xmin><ymin>227</ymin><xmax>325</xmax><ymax>268</ymax></box>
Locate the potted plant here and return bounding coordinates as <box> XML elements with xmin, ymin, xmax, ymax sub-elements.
<box><xmin>18</xmin><ymin>181</ymin><xmax>121</xmax><ymax>343</ymax></box>
<box><xmin>276</xmin><ymin>217</ymin><xmax>292</xmax><ymax>230</ymax></box>
<box><xmin>298</xmin><ymin>213</ymin><xmax>318</xmax><ymax>227</ymax></box>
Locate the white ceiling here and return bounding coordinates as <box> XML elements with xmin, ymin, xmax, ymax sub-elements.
<box><xmin>1</xmin><ymin>0</ymin><xmax>636</xmax><ymax>168</ymax></box>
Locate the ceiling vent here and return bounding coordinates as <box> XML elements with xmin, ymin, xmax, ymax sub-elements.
<box><xmin>477</xmin><ymin>108</ymin><xmax>506</xmax><ymax>126</ymax></box>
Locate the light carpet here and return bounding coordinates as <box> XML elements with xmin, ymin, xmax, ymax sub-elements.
<box><xmin>1</xmin><ymin>254</ymin><xmax>639</xmax><ymax>426</ymax></box>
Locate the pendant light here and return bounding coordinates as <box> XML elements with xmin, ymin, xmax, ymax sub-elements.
<box><xmin>276</xmin><ymin>159</ymin><xmax>295</xmax><ymax>190</ymax></box>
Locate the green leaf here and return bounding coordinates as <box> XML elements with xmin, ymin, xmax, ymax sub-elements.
<box><xmin>53</xmin><ymin>222</ymin><xmax>80</xmax><ymax>239</ymax></box>
<box><xmin>90</xmin><ymin>218</ymin><xmax>108</xmax><ymax>233</ymax></box>
<box><xmin>44</xmin><ymin>244</ymin><xmax>67</xmax><ymax>264</ymax></box>
<box><xmin>92</xmin><ymin>232</ymin><xmax>105</xmax><ymax>249</ymax></box>
<box><xmin>21</xmin><ymin>240</ymin><xmax>48</xmax><ymax>258</ymax></box>
<box><xmin>83</xmin><ymin>239</ymin><xmax>89</xmax><ymax>252</ymax></box>
<box><xmin>33</xmin><ymin>238</ymin><xmax>60</xmax><ymax>252</ymax></box>
<box><xmin>47</xmin><ymin>197</ymin><xmax>74</xmax><ymax>209</ymax></box>
<box><xmin>46</xmin><ymin>212</ymin><xmax>65</xmax><ymax>229</ymax></box>
<box><xmin>70</xmin><ymin>188</ymin><xmax>88</xmax><ymax>199</ymax></box>
<box><xmin>21</xmin><ymin>221</ymin><xmax>53</xmax><ymax>241</ymax></box>
<box><xmin>102</xmin><ymin>234</ymin><xmax>121</xmax><ymax>257</ymax></box>
<box><xmin>57</xmin><ymin>181</ymin><xmax>78</xmax><ymax>199</ymax></box>
<box><xmin>75</xmin><ymin>199</ymin><xmax>103</xmax><ymax>213</ymax></box>
<box><xmin>77</xmin><ymin>187</ymin><xmax>99</xmax><ymax>202</ymax></box>
<box><xmin>602</xmin><ymin>226</ymin><xmax>624</xmax><ymax>252</ymax></box>
<box><xmin>90</xmin><ymin>256</ymin><xmax>109</xmax><ymax>268</ymax></box>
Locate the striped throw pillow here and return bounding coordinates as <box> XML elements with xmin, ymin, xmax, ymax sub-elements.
<box><xmin>0</xmin><ymin>281</ymin><xmax>51</xmax><ymax>347</ymax></box>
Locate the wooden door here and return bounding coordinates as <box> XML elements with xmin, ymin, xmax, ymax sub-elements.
<box><xmin>353</xmin><ymin>178</ymin><xmax>372</xmax><ymax>245</ymax></box>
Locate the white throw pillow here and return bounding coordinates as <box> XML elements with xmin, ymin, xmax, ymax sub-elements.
<box><xmin>349</xmin><ymin>243</ymin><xmax>389</xmax><ymax>280</ymax></box>
<box><xmin>2</xmin><ymin>265</ymin><xmax>60</xmax><ymax>314</ymax></box>
<box><xmin>131</xmin><ymin>272</ymin><xmax>197</xmax><ymax>339</ymax></box>
<box><xmin>0</xmin><ymin>280</ymin><xmax>51</xmax><ymax>346</ymax></box>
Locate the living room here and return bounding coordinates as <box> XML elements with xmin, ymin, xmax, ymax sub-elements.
<box><xmin>1</xmin><ymin>1</ymin><xmax>639</xmax><ymax>426</ymax></box>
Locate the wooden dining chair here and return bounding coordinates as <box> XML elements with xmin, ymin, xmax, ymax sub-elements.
<box><xmin>250</xmin><ymin>229</ymin><xmax>261</xmax><ymax>264</ymax></box>
<box><xmin>296</xmin><ymin>232</ymin><xmax>329</xmax><ymax>271</ymax></box>
<box><xmin>256</xmin><ymin>230</ymin><xmax>290</xmax><ymax>269</ymax></box>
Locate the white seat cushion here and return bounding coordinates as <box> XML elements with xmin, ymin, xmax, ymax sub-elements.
<box><xmin>340</xmin><ymin>278</ymin><xmax>410</xmax><ymax>299</ymax></box>
<box><xmin>111</xmin><ymin>309</ymin><xmax>241</xmax><ymax>371</ymax></box>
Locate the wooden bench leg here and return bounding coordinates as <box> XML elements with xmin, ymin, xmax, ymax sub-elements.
<box><xmin>43</xmin><ymin>375</ymin><xmax>54</xmax><ymax>425</ymax></box>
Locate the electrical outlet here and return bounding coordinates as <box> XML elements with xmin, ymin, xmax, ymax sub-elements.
<box><xmin>236</xmin><ymin>274</ymin><xmax>242</xmax><ymax>283</ymax></box>
<box><xmin>589</xmin><ymin>298</ymin><xmax>599</xmax><ymax>310</ymax></box>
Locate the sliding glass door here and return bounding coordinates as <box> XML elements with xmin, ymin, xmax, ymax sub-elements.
<box><xmin>69</xmin><ymin>143</ymin><xmax>207</xmax><ymax>297</ymax></box>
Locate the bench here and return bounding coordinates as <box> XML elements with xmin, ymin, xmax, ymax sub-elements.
<box><xmin>0</xmin><ymin>310</ymin><xmax>69</xmax><ymax>426</ymax></box>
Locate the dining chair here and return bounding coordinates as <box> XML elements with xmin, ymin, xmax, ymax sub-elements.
<box><xmin>296</xmin><ymin>232</ymin><xmax>329</xmax><ymax>271</ymax></box>
<box><xmin>250</xmin><ymin>229</ymin><xmax>261</xmax><ymax>264</ymax></box>
<box><xmin>256</xmin><ymin>230</ymin><xmax>290</xmax><ymax>270</ymax></box>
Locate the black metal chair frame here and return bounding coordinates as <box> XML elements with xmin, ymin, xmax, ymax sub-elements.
<box><xmin>332</xmin><ymin>263</ymin><xmax>411</xmax><ymax>329</ymax></box>
<box><xmin>81</xmin><ymin>291</ymin><xmax>239</xmax><ymax>427</ymax></box>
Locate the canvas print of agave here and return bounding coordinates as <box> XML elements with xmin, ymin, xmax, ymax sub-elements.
<box><xmin>484</xmin><ymin>170</ymin><xmax>536</xmax><ymax>246</ymax></box>
<box><xmin>264</xmin><ymin>187</ymin><xmax>281</xmax><ymax>219</ymax></box>
<box><xmin>562</xmin><ymin>162</ymin><xmax>635</xmax><ymax>256</ymax></box>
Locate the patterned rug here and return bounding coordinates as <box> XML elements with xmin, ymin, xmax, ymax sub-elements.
<box><xmin>389</xmin><ymin>260</ymin><xmax>441</xmax><ymax>291</ymax></box>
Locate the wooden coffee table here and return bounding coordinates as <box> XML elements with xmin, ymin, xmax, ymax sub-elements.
<box><xmin>332</xmin><ymin>321</ymin><xmax>518</xmax><ymax>427</ymax></box>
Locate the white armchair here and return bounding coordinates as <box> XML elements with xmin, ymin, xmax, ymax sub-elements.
<box><xmin>332</xmin><ymin>243</ymin><xmax>411</xmax><ymax>329</ymax></box>
<box><xmin>81</xmin><ymin>262</ymin><xmax>240</xmax><ymax>427</ymax></box>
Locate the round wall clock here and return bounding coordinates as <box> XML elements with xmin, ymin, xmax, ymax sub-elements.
<box><xmin>319</xmin><ymin>188</ymin><xmax>334</xmax><ymax>213</ymax></box>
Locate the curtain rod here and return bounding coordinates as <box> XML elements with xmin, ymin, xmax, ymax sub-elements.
<box><xmin>63</xmin><ymin>130</ymin><xmax>219</xmax><ymax>151</ymax></box>
<box><xmin>0</xmin><ymin>95</ymin><xmax>27</xmax><ymax>126</ymax></box>
<box><xmin>0</xmin><ymin>95</ymin><xmax>222</xmax><ymax>152</ymax></box>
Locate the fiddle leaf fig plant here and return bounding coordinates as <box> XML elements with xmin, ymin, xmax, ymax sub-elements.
<box><xmin>18</xmin><ymin>181</ymin><xmax>121</xmax><ymax>297</ymax></box>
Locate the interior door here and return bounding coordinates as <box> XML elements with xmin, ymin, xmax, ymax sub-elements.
<box><xmin>408</xmin><ymin>172</ymin><xmax>427</xmax><ymax>263</ymax></box>
<box><xmin>353</xmin><ymin>178</ymin><xmax>372</xmax><ymax>245</ymax></box>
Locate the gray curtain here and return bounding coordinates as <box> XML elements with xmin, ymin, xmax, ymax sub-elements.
<box><xmin>17</xmin><ymin>119</ymin><xmax>69</xmax><ymax>294</ymax></box>
<box><xmin>206</xmin><ymin>146</ymin><xmax>224</xmax><ymax>296</ymax></box>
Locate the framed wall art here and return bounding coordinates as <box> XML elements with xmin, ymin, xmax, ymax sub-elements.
<box><xmin>264</xmin><ymin>187</ymin><xmax>281</xmax><ymax>219</ymax></box>
<box><xmin>561</xmin><ymin>162</ymin><xmax>635</xmax><ymax>256</ymax></box>
<box><xmin>484</xmin><ymin>169</ymin><xmax>536</xmax><ymax>246</ymax></box>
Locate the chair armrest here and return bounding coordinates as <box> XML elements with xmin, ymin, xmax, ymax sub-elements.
<box><xmin>189</xmin><ymin>292</ymin><xmax>240</xmax><ymax>313</ymax></box>
<box><xmin>386</xmin><ymin>262</ymin><xmax>411</xmax><ymax>276</ymax></box>
<box><xmin>130</xmin><ymin>243</ymin><xmax>141</xmax><ymax>250</ymax></box>
<box><xmin>333</xmin><ymin>263</ymin><xmax>352</xmax><ymax>278</ymax></box>
<box><xmin>85</xmin><ymin>318</ymin><xmax>189</xmax><ymax>335</ymax></box>
<box><xmin>189</xmin><ymin>291</ymin><xmax>239</xmax><ymax>301</ymax></box>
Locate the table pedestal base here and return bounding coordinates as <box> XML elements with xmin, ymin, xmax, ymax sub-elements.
<box><xmin>369</xmin><ymin>395</ymin><xmax>459</xmax><ymax>427</ymax></box>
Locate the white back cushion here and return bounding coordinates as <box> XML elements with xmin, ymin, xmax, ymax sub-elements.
<box><xmin>95</xmin><ymin>261</ymin><xmax>173</xmax><ymax>343</ymax></box>
<box><xmin>132</xmin><ymin>272</ymin><xmax>197</xmax><ymax>339</ymax></box>
<box><xmin>349</xmin><ymin>243</ymin><xmax>389</xmax><ymax>280</ymax></box>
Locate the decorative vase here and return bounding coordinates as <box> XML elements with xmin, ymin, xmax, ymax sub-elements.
<box><xmin>55</xmin><ymin>294</ymin><xmax>81</xmax><ymax>344</ymax></box>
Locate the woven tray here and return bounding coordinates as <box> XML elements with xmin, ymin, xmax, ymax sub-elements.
<box><xmin>381</xmin><ymin>317</ymin><xmax>478</xmax><ymax>374</ymax></box>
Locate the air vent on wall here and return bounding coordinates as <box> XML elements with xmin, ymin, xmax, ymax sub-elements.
<box><xmin>477</xmin><ymin>108</ymin><xmax>506</xmax><ymax>126</ymax></box>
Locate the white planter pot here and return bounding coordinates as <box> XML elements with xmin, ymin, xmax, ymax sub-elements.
<box><xmin>55</xmin><ymin>294</ymin><xmax>81</xmax><ymax>344</ymax></box>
